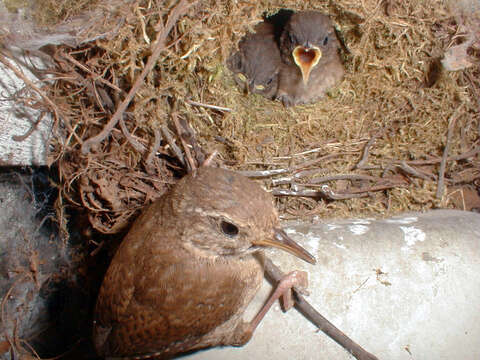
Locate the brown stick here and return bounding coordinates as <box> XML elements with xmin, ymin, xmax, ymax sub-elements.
<box><xmin>186</xmin><ymin>100</ymin><xmax>233</xmax><ymax>112</ymax></box>
<box><xmin>11</xmin><ymin>112</ymin><xmax>46</xmax><ymax>142</ymax></box>
<box><xmin>263</xmin><ymin>258</ymin><xmax>379</xmax><ymax>360</ymax></box>
<box><xmin>271</xmin><ymin>188</ymin><xmax>328</xmax><ymax>198</ymax></box>
<box><xmin>436</xmin><ymin>107</ymin><xmax>461</xmax><ymax>199</ymax></box>
<box><xmin>146</xmin><ymin>128</ymin><xmax>162</xmax><ymax>167</ymax></box>
<box><xmin>60</xmin><ymin>51</ymin><xmax>123</xmax><ymax>93</ymax></box>
<box><xmin>119</xmin><ymin>116</ymin><xmax>146</xmax><ymax>153</ymax></box>
<box><xmin>0</xmin><ymin>52</ymin><xmax>63</xmax><ymax>124</ymax></box>
<box><xmin>309</xmin><ymin>173</ymin><xmax>376</xmax><ymax>184</ymax></box>
<box><xmin>0</xmin><ymin>51</ymin><xmax>83</xmax><ymax>145</ymax></box>
<box><xmin>172</xmin><ymin>112</ymin><xmax>196</xmax><ymax>172</ymax></box>
<box><xmin>161</xmin><ymin>125</ymin><xmax>185</xmax><ymax>166</ymax></box>
<box><xmin>354</xmin><ymin>135</ymin><xmax>378</xmax><ymax>170</ymax></box>
<box><xmin>81</xmin><ymin>0</ymin><xmax>194</xmax><ymax>154</ymax></box>
<box><xmin>397</xmin><ymin>162</ymin><xmax>434</xmax><ymax>181</ymax></box>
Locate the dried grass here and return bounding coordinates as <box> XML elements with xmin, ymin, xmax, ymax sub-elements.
<box><xmin>5</xmin><ymin>0</ymin><xmax>479</xmax><ymax>234</ymax></box>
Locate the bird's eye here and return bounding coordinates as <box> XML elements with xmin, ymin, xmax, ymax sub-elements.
<box><xmin>255</xmin><ymin>84</ymin><xmax>265</xmax><ymax>91</ymax></box>
<box><xmin>265</xmin><ymin>77</ymin><xmax>273</xmax><ymax>86</ymax></box>
<box><xmin>220</xmin><ymin>221</ymin><xmax>239</xmax><ymax>237</ymax></box>
<box><xmin>323</xmin><ymin>36</ymin><xmax>329</xmax><ymax>46</ymax></box>
<box><xmin>237</xmin><ymin>73</ymin><xmax>247</xmax><ymax>82</ymax></box>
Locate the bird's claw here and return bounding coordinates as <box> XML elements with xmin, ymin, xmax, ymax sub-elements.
<box><xmin>276</xmin><ymin>93</ymin><xmax>295</xmax><ymax>107</ymax></box>
<box><xmin>279</xmin><ymin>270</ymin><xmax>309</xmax><ymax>311</ymax></box>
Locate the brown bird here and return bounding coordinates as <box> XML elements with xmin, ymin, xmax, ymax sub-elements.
<box><xmin>277</xmin><ymin>11</ymin><xmax>345</xmax><ymax>107</ymax></box>
<box><xmin>227</xmin><ymin>22</ymin><xmax>282</xmax><ymax>100</ymax></box>
<box><xmin>93</xmin><ymin>166</ymin><xmax>315</xmax><ymax>359</ymax></box>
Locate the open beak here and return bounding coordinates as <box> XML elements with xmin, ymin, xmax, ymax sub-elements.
<box><xmin>292</xmin><ymin>46</ymin><xmax>322</xmax><ymax>85</ymax></box>
<box><xmin>253</xmin><ymin>228</ymin><xmax>316</xmax><ymax>264</ymax></box>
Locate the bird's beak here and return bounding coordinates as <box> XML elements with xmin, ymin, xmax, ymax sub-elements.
<box><xmin>246</xmin><ymin>81</ymin><xmax>255</xmax><ymax>95</ymax></box>
<box><xmin>253</xmin><ymin>228</ymin><xmax>316</xmax><ymax>264</ymax></box>
<box><xmin>292</xmin><ymin>45</ymin><xmax>322</xmax><ymax>85</ymax></box>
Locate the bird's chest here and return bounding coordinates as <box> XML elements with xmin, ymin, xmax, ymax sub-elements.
<box><xmin>137</xmin><ymin>252</ymin><xmax>265</xmax><ymax>328</ymax></box>
<box><xmin>192</xmin><ymin>254</ymin><xmax>265</xmax><ymax>313</ymax></box>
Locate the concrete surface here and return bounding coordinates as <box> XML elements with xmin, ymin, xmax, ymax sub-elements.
<box><xmin>187</xmin><ymin>210</ymin><xmax>480</xmax><ymax>360</ymax></box>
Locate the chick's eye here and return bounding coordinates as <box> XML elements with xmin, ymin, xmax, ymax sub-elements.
<box><xmin>220</xmin><ymin>220</ymin><xmax>239</xmax><ymax>237</ymax></box>
<box><xmin>323</xmin><ymin>36</ymin><xmax>329</xmax><ymax>46</ymax></box>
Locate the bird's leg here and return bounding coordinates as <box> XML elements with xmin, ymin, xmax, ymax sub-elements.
<box><xmin>231</xmin><ymin>270</ymin><xmax>308</xmax><ymax>346</ymax></box>
<box><xmin>247</xmin><ymin>270</ymin><xmax>308</xmax><ymax>335</ymax></box>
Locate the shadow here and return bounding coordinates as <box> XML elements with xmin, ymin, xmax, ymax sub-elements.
<box><xmin>424</xmin><ymin>58</ymin><xmax>442</xmax><ymax>88</ymax></box>
<box><xmin>0</xmin><ymin>166</ymin><xmax>112</xmax><ymax>359</ymax></box>
<box><xmin>262</xmin><ymin>9</ymin><xmax>295</xmax><ymax>43</ymax></box>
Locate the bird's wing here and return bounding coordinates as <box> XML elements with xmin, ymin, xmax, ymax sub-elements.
<box><xmin>93</xmin><ymin>201</ymin><xmax>166</xmax><ymax>352</ymax></box>
<box><xmin>101</xmin><ymin>255</ymin><xmax>260</xmax><ymax>357</ymax></box>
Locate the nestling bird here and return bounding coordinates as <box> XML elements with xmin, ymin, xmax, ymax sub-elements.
<box><xmin>277</xmin><ymin>11</ymin><xmax>345</xmax><ymax>107</ymax></box>
<box><xmin>227</xmin><ymin>22</ymin><xmax>282</xmax><ymax>99</ymax></box>
<box><xmin>93</xmin><ymin>166</ymin><xmax>315</xmax><ymax>359</ymax></box>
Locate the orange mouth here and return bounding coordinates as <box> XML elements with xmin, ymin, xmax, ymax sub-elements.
<box><xmin>292</xmin><ymin>46</ymin><xmax>322</xmax><ymax>85</ymax></box>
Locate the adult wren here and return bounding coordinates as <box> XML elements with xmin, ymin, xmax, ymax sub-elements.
<box><xmin>277</xmin><ymin>11</ymin><xmax>345</xmax><ymax>107</ymax></box>
<box><xmin>93</xmin><ymin>166</ymin><xmax>316</xmax><ymax>359</ymax></box>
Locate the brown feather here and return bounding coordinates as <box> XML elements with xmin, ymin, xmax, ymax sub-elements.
<box><xmin>93</xmin><ymin>167</ymin><xmax>286</xmax><ymax>358</ymax></box>
<box><xmin>227</xmin><ymin>22</ymin><xmax>282</xmax><ymax>100</ymax></box>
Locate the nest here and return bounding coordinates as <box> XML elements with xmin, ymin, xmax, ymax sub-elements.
<box><xmin>2</xmin><ymin>0</ymin><xmax>480</xmax><ymax>235</ymax></box>
<box><xmin>0</xmin><ymin>1</ymin><xmax>479</xmax><ymax>357</ymax></box>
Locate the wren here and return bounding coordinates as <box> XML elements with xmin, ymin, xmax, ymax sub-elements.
<box><xmin>93</xmin><ymin>166</ymin><xmax>315</xmax><ymax>359</ymax></box>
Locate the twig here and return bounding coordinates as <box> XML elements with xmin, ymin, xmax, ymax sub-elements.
<box><xmin>397</xmin><ymin>162</ymin><xmax>434</xmax><ymax>181</ymax></box>
<box><xmin>263</xmin><ymin>258</ymin><xmax>379</xmax><ymax>360</ymax></box>
<box><xmin>239</xmin><ymin>169</ymin><xmax>289</xmax><ymax>178</ymax></box>
<box><xmin>172</xmin><ymin>112</ymin><xmax>196</xmax><ymax>172</ymax></box>
<box><xmin>119</xmin><ymin>116</ymin><xmax>146</xmax><ymax>153</ymax></box>
<box><xmin>272</xmin><ymin>169</ymin><xmax>329</xmax><ymax>186</ymax></box>
<box><xmin>161</xmin><ymin>125</ymin><xmax>185</xmax><ymax>166</ymax></box>
<box><xmin>11</xmin><ymin>111</ymin><xmax>46</xmax><ymax>142</ymax></box>
<box><xmin>81</xmin><ymin>0</ymin><xmax>194</xmax><ymax>154</ymax></box>
<box><xmin>180</xmin><ymin>116</ymin><xmax>206</xmax><ymax>165</ymax></box>
<box><xmin>384</xmin><ymin>143</ymin><xmax>480</xmax><ymax>167</ymax></box>
<box><xmin>271</xmin><ymin>189</ymin><xmax>323</xmax><ymax>198</ymax></box>
<box><xmin>1</xmin><ymin>274</ymin><xmax>30</xmax><ymax>359</ymax></box>
<box><xmin>354</xmin><ymin>135</ymin><xmax>377</xmax><ymax>169</ymax></box>
<box><xmin>0</xmin><ymin>52</ymin><xmax>62</xmax><ymax>126</ymax></box>
<box><xmin>448</xmin><ymin>145</ymin><xmax>480</xmax><ymax>161</ymax></box>
<box><xmin>273</xmin><ymin>146</ymin><xmax>330</xmax><ymax>160</ymax></box>
<box><xmin>309</xmin><ymin>174</ymin><xmax>376</xmax><ymax>184</ymax></box>
<box><xmin>303</xmin><ymin>178</ymin><xmax>406</xmax><ymax>193</ymax></box>
<box><xmin>271</xmin><ymin>187</ymin><xmax>367</xmax><ymax>199</ymax></box>
<box><xmin>203</xmin><ymin>150</ymin><xmax>219</xmax><ymax>167</ymax></box>
<box><xmin>436</xmin><ymin>107</ymin><xmax>462</xmax><ymax>199</ymax></box>
<box><xmin>60</xmin><ymin>51</ymin><xmax>123</xmax><ymax>93</ymax></box>
<box><xmin>292</xmin><ymin>153</ymin><xmax>346</xmax><ymax>171</ymax></box>
<box><xmin>146</xmin><ymin>128</ymin><xmax>162</xmax><ymax>166</ymax></box>
<box><xmin>315</xmin><ymin>185</ymin><xmax>368</xmax><ymax>200</ymax></box>
<box><xmin>343</xmin><ymin>182</ymin><xmax>406</xmax><ymax>194</ymax></box>
<box><xmin>186</xmin><ymin>100</ymin><xmax>233</xmax><ymax>113</ymax></box>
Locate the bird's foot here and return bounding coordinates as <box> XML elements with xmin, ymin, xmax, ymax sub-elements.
<box><xmin>243</xmin><ymin>270</ymin><xmax>309</xmax><ymax>338</ymax></box>
<box><xmin>276</xmin><ymin>93</ymin><xmax>295</xmax><ymax>107</ymax></box>
<box><xmin>279</xmin><ymin>270</ymin><xmax>309</xmax><ymax>311</ymax></box>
